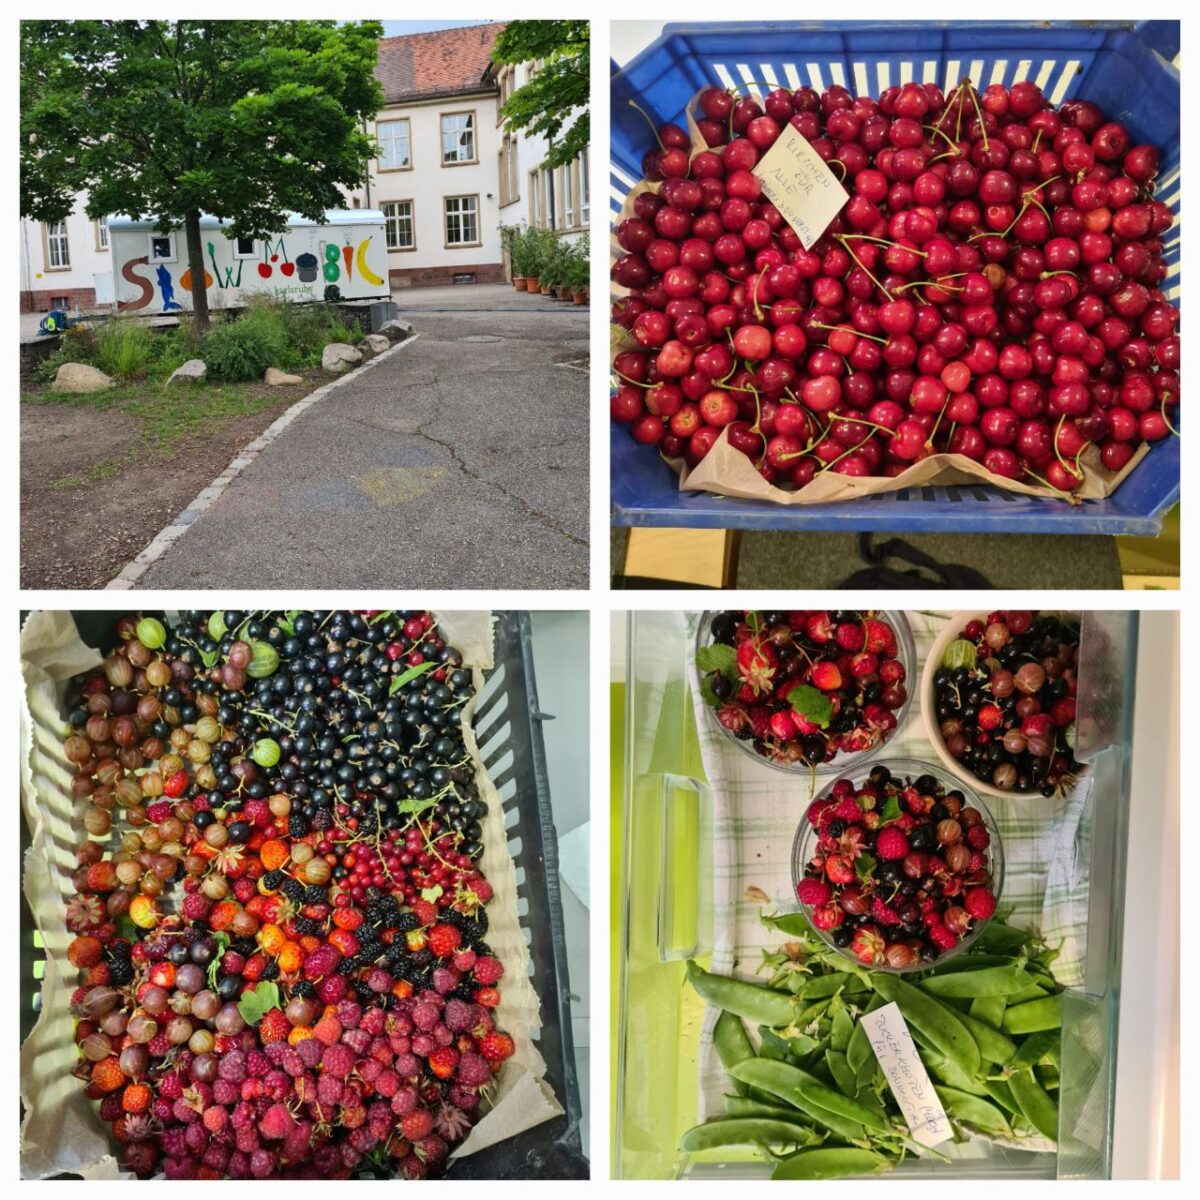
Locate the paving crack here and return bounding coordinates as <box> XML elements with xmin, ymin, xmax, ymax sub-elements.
<box><xmin>414</xmin><ymin>421</ymin><xmax>588</xmax><ymax>548</ymax></box>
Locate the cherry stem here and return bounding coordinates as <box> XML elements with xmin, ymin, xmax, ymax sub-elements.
<box><xmin>1053</xmin><ymin>415</ymin><xmax>1084</xmax><ymax>480</ymax></box>
<box><xmin>1031</xmin><ymin>129</ymin><xmax>1043</xmax><ymax>155</ymax></box>
<box><xmin>628</xmin><ymin>100</ymin><xmax>664</xmax><ymax>151</ymax></box>
<box><xmin>1023</xmin><ymin>465</ymin><xmax>1081</xmax><ymax>505</ymax></box>
<box><xmin>611</xmin><ymin>365</ymin><xmax>648</xmax><ymax>389</ymax></box>
<box><xmin>837</xmin><ymin>412</ymin><xmax>897</xmax><ymax>438</ymax></box>
<box><xmin>810</xmin><ymin>320</ymin><xmax>888</xmax><ymax>345</ymax></box>
<box><xmin>962</xmin><ymin>80</ymin><xmax>989</xmax><ymax>152</ymax></box>
<box><xmin>817</xmin><ymin>433</ymin><xmax>873</xmax><ymax>473</ymax></box>
<box><xmin>835</xmin><ymin>235</ymin><xmax>896</xmax><ymax>302</ymax></box>
<box><xmin>1161</xmin><ymin>393</ymin><xmax>1181</xmax><ymax>438</ymax></box>
<box><xmin>925</xmin><ymin>123</ymin><xmax>961</xmax><ymax>153</ymax></box>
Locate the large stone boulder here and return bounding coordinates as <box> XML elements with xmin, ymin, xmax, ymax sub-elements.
<box><xmin>378</xmin><ymin>319</ymin><xmax>414</xmax><ymax>342</ymax></box>
<box><xmin>322</xmin><ymin>342</ymin><xmax>363</xmax><ymax>375</ymax></box>
<box><xmin>264</xmin><ymin>367</ymin><xmax>303</xmax><ymax>386</ymax></box>
<box><xmin>51</xmin><ymin>362</ymin><xmax>114</xmax><ymax>393</ymax></box>
<box><xmin>167</xmin><ymin>358</ymin><xmax>207</xmax><ymax>385</ymax></box>
<box><xmin>359</xmin><ymin>333</ymin><xmax>391</xmax><ymax>355</ymax></box>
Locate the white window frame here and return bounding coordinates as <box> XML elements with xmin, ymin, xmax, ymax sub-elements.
<box><xmin>94</xmin><ymin>216</ymin><xmax>109</xmax><ymax>252</ymax></box>
<box><xmin>44</xmin><ymin>220</ymin><xmax>70</xmax><ymax>270</ymax></box>
<box><xmin>377</xmin><ymin>118</ymin><xmax>412</xmax><ymax>171</ymax></box>
<box><xmin>562</xmin><ymin>164</ymin><xmax>575</xmax><ymax>230</ymax></box>
<box><xmin>147</xmin><ymin>232</ymin><xmax>177</xmax><ymax>264</ymax></box>
<box><xmin>580</xmin><ymin>154</ymin><xmax>589</xmax><ymax>225</ymax></box>
<box><xmin>382</xmin><ymin>200</ymin><xmax>415</xmax><ymax>252</ymax></box>
<box><xmin>444</xmin><ymin>194</ymin><xmax>480</xmax><ymax>247</ymax></box>
<box><xmin>440</xmin><ymin>112</ymin><xmax>477</xmax><ymax>166</ymax></box>
<box><xmin>233</xmin><ymin>236</ymin><xmax>257</xmax><ymax>260</ymax></box>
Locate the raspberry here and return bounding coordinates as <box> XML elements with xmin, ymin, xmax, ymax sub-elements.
<box><xmin>966</xmin><ymin>825</ymin><xmax>991</xmax><ymax>851</ymax></box>
<box><xmin>400</xmin><ymin>1108</ymin><xmax>434</xmax><ymax>1141</ymax></box>
<box><xmin>928</xmin><ymin>922</ymin><xmax>959</xmax><ymax>951</ymax></box>
<box><xmin>870</xmin><ymin>897</ymin><xmax>902</xmax><ymax>926</ymax></box>
<box><xmin>472</xmin><ymin>956</ymin><xmax>504</xmax><ymax>986</ymax></box>
<box><xmin>159</xmin><ymin>1072</ymin><xmax>184</xmax><ymax>1100</ymax></box>
<box><xmin>456</xmin><ymin>1050</ymin><xmax>492</xmax><ymax>1087</ymax></box>
<box><xmin>875</xmin><ymin>827</ymin><xmax>909</xmax><ymax>861</ymax></box>
<box><xmin>146</xmin><ymin>801</ymin><xmax>173</xmax><ymax>824</ymax></box>
<box><xmin>964</xmin><ymin>888</ymin><xmax>997</xmax><ymax>922</ymax></box>
<box><xmin>246</xmin><ymin>1050</ymin><xmax>270</xmax><ymax>1078</ymax></box>
<box><xmin>832</xmin><ymin>797</ymin><xmax>863</xmax><ymax>823</ymax></box>
<box><xmin>321</xmin><ymin>1042</ymin><xmax>355</xmax><ymax>1079</ymax></box>
<box><xmin>302</xmin><ymin>945</ymin><xmax>341</xmax><ymax>980</ymax></box>
<box><xmin>218</xmin><ymin>1050</ymin><xmax>248</xmax><ymax>1083</ymax></box>
<box><xmin>203</xmin><ymin>1106</ymin><xmax>229</xmax><ymax>1134</ymax></box>
<box><xmin>242</xmin><ymin>798</ymin><xmax>271</xmax><ymax>827</ymax></box>
<box><xmin>313</xmin><ymin>1015</ymin><xmax>342</xmax><ymax>1046</ymax></box>
<box><xmin>427</xmin><ymin>924</ymin><xmax>461</xmax><ymax>958</ymax></box>
<box><xmin>478</xmin><ymin>1031</ymin><xmax>514</xmax><ymax>1063</ymax></box>
<box><xmin>335</xmin><ymin>999</ymin><xmax>362</xmax><ymax>1029</ymax></box>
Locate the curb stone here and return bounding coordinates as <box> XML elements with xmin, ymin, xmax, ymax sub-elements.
<box><xmin>106</xmin><ymin>333</ymin><xmax>422</xmax><ymax>589</ymax></box>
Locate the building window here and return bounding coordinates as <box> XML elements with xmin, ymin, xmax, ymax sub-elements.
<box><xmin>562</xmin><ymin>164</ymin><xmax>575</xmax><ymax>230</ymax></box>
<box><xmin>233</xmin><ymin>236</ymin><xmax>257</xmax><ymax>259</ymax></box>
<box><xmin>580</xmin><ymin>154</ymin><xmax>589</xmax><ymax>225</ymax></box>
<box><xmin>382</xmin><ymin>200</ymin><xmax>415</xmax><ymax>251</ymax></box>
<box><xmin>444</xmin><ymin>195</ymin><xmax>479</xmax><ymax>246</ymax></box>
<box><xmin>94</xmin><ymin>216</ymin><xmax>109</xmax><ymax>252</ymax></box>
<box><xmin>45</xmin><ymin>221</ymin><xmax>70</xmax><ymax>269</ymax></box>
<box><xmin>441</xmin><ymin>112</ymin><xmax>476</xmax><ymax>165</ymax></box>
<box><xmin>377</xmin><ymin>119</ymin><xmax>411</xmax><ymax>171</ymax></box>
<box><xmin>499</xmin><ymin>134</ymin><xmax>519</xmax><ymax>207</ymax></box>
<box><xmin>148</xmin><ymin>233</ymin><xmax>176</xmax><ymax>263</ymax></box>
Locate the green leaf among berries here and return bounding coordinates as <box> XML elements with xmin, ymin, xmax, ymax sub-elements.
<box><xmin>854</xmin><ymin>852</ymin><xmax>877</xmax><ymax>886</ymax></box>
<box><xmin>877</xmin><ymin>795</ymin><xmax>902</xmax><ymax>825</ymax></box>
<box><xmin>695</xmin><ymin>642</ymin><xmax>738</xmax><ymax>675</ymax></box>
<box><xmin>237</xmin><ymin>980</ymin><xmax>282</xmax><ymax>1026</ymax></box>
<box><xmin>787</xmin><ymin>684</ymin><xmax>833</xmax><ymax>730</ymax></box>
<box><xmin>698</xmin><ymin>672</ymin><xmax>724</xmax><ymax>709</ymax></box>
<box><xmin>420</xmin><ymin>885</ymin><xmax>444</xmax><ymax>903</ymax></box>
<box><xmin>388</xmin><ymin>660</ymin><xmax>439</xmax><ymax>694</ymax></box>
<box><xmin>206</xmin><ymin>932</ymin><xmax>231</xmax><ymax>990</ymax></box>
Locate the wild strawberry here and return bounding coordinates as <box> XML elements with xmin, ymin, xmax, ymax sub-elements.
<box><xmin>835</xmin><ymin>621</ymin><xmax>865</xmax><ymax>651</ymax></box>
<box><xmin>811</xmin><ymin>901</ymin><xmax>843</xmax><ymax>931</ymax></box>
<box><xmin>863</xmin><ymin>617</ymin><xmax>897</xmax><ymax>657</ymax></box>
<box><xmin>964</xmin><ymin>888</ymin><xmax>997</xmax><ymax>922</ymax></box>
<box><xmin>333</xmin><ymin>907</ymin><xmax>364</xmax><ymax>931</ymax></box>
<box><xmin>870</xmin><ymin>897</ymin><xmax>902</xmax><ymax>926</ymax></box>
<box><xmin>1022</xmin><ymin>713</ymin><xmax>1054</xmax><ymax>739</ymax></box>
<box><xmin>472</xmin><ymin>956</ymin><xmax>504</xmax><ymax>986</ymax></box>
<box><xmin>810</xmin><ymin>661</ymin><xmax>842</xmax><ymax>692</ymax></box>
<box><xmin>805</xmin><ymin>612</ymin><xmax>833</xmax><ymax>643</ymax></box>
<box><xmin>736</xmin><ymin>638</ymin><xmax>778</xmax><ymax>694</ymax></box>
<box><xmin>427</xmin><ymin>1047</ymin><xmax>459</xmax><ymax>1079</ymax></box>
<box><xmin>148</xmin><ymin>962</ymin><xmax>176</xmax><ymax>989</ymax></box>
<box><xmin>879</xmin><ymin>658</ymin><xmax>905</xmax><ymax>685</ymax></box>
<box><xmin>121</xmin><ymin>1082</ymin><xmax>152</xmax><ymax>1113</ymax></box>
<box><xmin>966</xmin><ymin>824</ymin><xmax>991</xmax><ymax>851</ymax></box>
<box><xmin>875</xmin><ymin>827</ymin><xmax>909</xmax><ymax>861</ymax></box>
<box><xmin>87</xmin><ymin>963</ymin><xmax>111</xmax><ymax>986</ymax></box>
<box><xmin>91</xmin><ymin>1057</ymin><xmax>125</xmax><ymax>1093</ymax></box>
<box><xmin>68</xmin><ymin>936</ymin><xmax>103</xmax><ymax>969</ymax></box>
<box><xmin>427</xmin><ymin>924</ymin><xmax>461</xmax><ymax>958</ymax></box>
<box><xmin>850</xmin><ymin>925</ymin><xmax>887</xmax><ymax>966</ymax></box>
<box><xmin>478</xmin><ymin>1031</ymin><xmax>514</xmax><ymax>1063</ymax></box>
<box><xmin>849</xmin><ymin>651</ymin><xmax>878</xmax><ymax>677</ymax></box>
<box><xmin>796</xmin><ymin>878</ymin><xmax>831</xmax><ymax>907</ymax></box>
<box><xmin>977</xmin><ymin>703</ymin><xmax>1003</xmax><ymax>731</ymax></box>
<box><xmin>257</xmin><ymin>1008</ymin><xmax>291</xmax><ymax>1045</ymax></box>
<box><xmin>832</xmin><ymin>796</ymin><xmax>863</xmax><ymax>823</ymax></box>
<box><xmin>474</xmin><ymin>986</ymin><xmax>500</xmax><ymax>1008</ymax></box>
<box><xmin>824</xmin><ymin>853</ymin><xmax>855</xmax><ymax>885</ymax></box>
<box><xmin>768</xmin><ymin>710</ymin><xmax>795</xmax><ymax>741</ymax></box>
<box><xmin>928</xmin><ymin>922</ymin><xmax>959</xmax><ymax>951</ymax></box>
<box><xmin>327</xmin><ymin>927</ymin><xmax>359</xmax><ymax>958</ymax></box>
<box><xmin>401</xmin><ymin>1108</ymin><xmax>434</xmax><ymax>1141</ymax></box>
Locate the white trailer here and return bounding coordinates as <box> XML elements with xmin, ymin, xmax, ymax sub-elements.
<box><xmin>108</xmin><ymin>210</ymin><xmax>390</xmax><ymax>313</ymax></box>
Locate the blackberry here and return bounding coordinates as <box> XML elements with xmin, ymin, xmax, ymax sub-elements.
<box><xmin>282</xmin><ymin>879</ymin><xmax>305</xmax><ymax>903</ymax></box>
<box><xmin>385</xmin><ymin>944</ymin><xmax>408</xmax><ymax>968</ymax></box>
<box><xmin>337</xmin><ymin>959</ymin><xmax>357</xmax><ymax>976</ymax></box>
<box><xmin>311</xmin><ymin>808</ymin><xmax>333</xmax><ymax>831</ymax></box>
<box><xmin>262</xmin><ymin>869</ymin><xmax>286</xmax><ymax>891</ymax></box>
<box><xmin>304</xmin><ymin>885</ymin><xmax>327</xmax><ymax>905</ymax></box>
<box><xmin>827</xmin><ymin>819</ymin><xmax>847</xmax><ymax>838</ymax></box>
<box><xmin>411</xmin><ymin>948</ymin><xmax>432</xmax><ymax>968</ymax></box>
<box><xmin>232</xmin><ymin>937</ymin><xmax>258</xmax><ymax>957</ymax></box>
<box><xmin>261</xmin><ymin>961</ymin><xmax>280</xmax><ymax>981</ymax></box>
<box><xmin>359</xmin><ymin>942</ymin><xmax>383</xmax><ymax>963</ymax></box>
<box><xmin>293</xmin><ymin>917</ymin><xmax>323</xmax><ymax>936</ymax></box>
<box><xmin>396</xmin><ymin>960</ymin><xmax>424</xmax><ymax>984</ymax></box>
<box><xmin>450</xmin><ymin>984</ymin><xmax>475</xmax><ymax>1003</ymax></box>
<box><xmin>395</xmin><ymin>913</ymin><xmax>419</xmax><ymax>934</ymax></box>
<box><xmin>472</xmin><ymin>940</ymin><xmax>493</xmax><ymax>958</ymax></box>
<box><xmin>443</xmin><ymin>909</ymin><xmax>468</xmax><ymax>931</ymax></box>
<box><xmin>109</xmin><ymin>960</ymin><xmax>135</xmax><ymax>986</ymax></box>
<box><xmin>353</xmin><ymin>980</ymin><xmax>374</xmax><ymax>1003</ymax></box>
<box><xmin>291</xmin><ymin>980</ymin><xmax>316</xmax><ymax>998</ymax></box>
<box><xmin>288</xmin><ymin>813</ymin><xmax>309</xmax><ymax>837</ymax></box>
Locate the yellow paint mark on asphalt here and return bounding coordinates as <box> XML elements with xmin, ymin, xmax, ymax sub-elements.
<box><xmin>354</xmin><ymin>466</ymin><xmax>447</xmax><ymax>506</ymax></box>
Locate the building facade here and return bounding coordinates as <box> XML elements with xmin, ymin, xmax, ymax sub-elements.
<box><xmin>19</xmin><ymin>23</ymin><xmax>590</xmax><ymax>306</ymax></box>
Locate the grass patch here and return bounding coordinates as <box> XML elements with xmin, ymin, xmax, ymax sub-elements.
<box><xmin>49</xmin><ymin>459</ymin><xmax>124</xmax><ymax>491</ymax></box>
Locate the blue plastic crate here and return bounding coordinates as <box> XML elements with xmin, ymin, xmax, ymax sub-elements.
<box><xmin>610</xmin><ymin>21</ymin><xmax>1180</xmax><ymax>535</ymax></box>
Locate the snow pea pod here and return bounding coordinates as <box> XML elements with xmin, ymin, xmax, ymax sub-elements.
<box><xmin>935</xmin><ymin>1086</ymin><xmax>1013</xmax><ymax>1138</ymax></box>
<box><xmin>920</xmin><ymin>960</ymin><xmax>1032</xmax><ymax>998</ymax></box>
<box><xmin>846</xmin><ymin>994</ymin><xmax>885</xmax><ymax>1077</ymax></box>
<box><xmin>795</xmin><ymin>1078</ymin><xmax>891</xmax><ymax>1133</ymax></box>
<box><xmin>1039</xmin><ymin>1067</ymin><xmax>1060</xmax><ymax>1091</ymax></box>
<box><xmin>981</xmin><ymin>1077</ymin><xmax>1022</xmax><ymax>1118</ymax></box>
<box><xmin>687</xmin><ymin>961</ymin><xmax>795</xmax><ymax>1027</ymax></box>
<box><xmin>1003</xmin><ymin>981</ymin><xmax>1049</xmax><ymax>1005</ymax></box>
<box><xmin>1009</xmin><ymin>1068</ymin><xmax>1059</xmax><ymax>1141</ymax></box>
<box><xmin>870</xmin><ymin>972</ymin><xmax>981</xmax><ymax>1078</ymax></box>
<box><xmin>680</xmin><ymin>1117</ymin><xmax>820</xmax><ymax>1152</ymax></box>
<box><xmin>955</xmin><ymin>1010</ymin><xmax>1017</xmax><ymax>1064</ymax></box>
<box><xmin>802</xmin><ymin>972</ymin><xmax>864</xmax><ymax>999</ymax></box>
<box><xmin>728</xmin><ymin>1059</ymin><xmax>867</xmax><ymax>1143</ymax></box>
<box><xmin>772</xmin><ymin>1147</ymin><xmax>890</xmax><ymax>1180</ymax></box>
<box><xmin>1002</xmin><ymin>994</ymin><xmax>1063</xmax><ymax>1036</ymax></box>
<box><xmin>975</xmin><ymin>921</ymin><xmax>1033</xmax><ymax>953</ymax></box>
<box><xmin>714</xmin><ymin>1010</ymin><xmax>754</xmax><ymax>1096</ymax></box>
<box><xmin>1007</xmin><ymin>1029</ymin><xmax>1061</xmax><ymax>1073</ymax></box>
<box><xmin>830</xmin><ymin>1002</ymin><xmax>855</xmax><ymax>1054</ymax></box>
<box><xmin>723</xmin><ymin>1095</ymin><xmax>810</xmax><ymax>1122</ymax></box>
<box><xmin>825</xmin><ymin>1048</ymin><xmax>857</xmax><ymax>1097</ymax></box>
<box><xmin>968</xmin><ymin>994</ymin><xmax>1008</xmax><ymax>1030</ymax></box>
<box><xmin>923</xmin><ymin>1050</ymin><xmax>989</xmax><ymax>1096</ymax></box>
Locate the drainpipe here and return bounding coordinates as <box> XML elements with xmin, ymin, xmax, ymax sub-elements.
<box><xmin>547</xmin><ymin>137</ymin><xmax>556</xmax><ymax>230</ymax></box>
<box><xmin>21</xmin><ymin>220</ymin><xmax>34</xmax><ymax>311</ymax></box>
<box><xmin>361</xmin><ymin>116</ymin><xmax>372</xmax><ymax>209</ymax></box>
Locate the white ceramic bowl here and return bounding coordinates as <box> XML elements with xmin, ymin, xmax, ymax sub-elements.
<box><xmin>920</xmin><ymin>610</ymin><xmax>1085</xmax><ymax>798</ymax></box>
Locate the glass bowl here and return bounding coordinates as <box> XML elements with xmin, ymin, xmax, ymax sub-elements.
<box><xmin>695</xmin><ymin>609</ymin><xmax>916</xmax><ymax>777</ymax></box>
<box><xmin>789</xmin><ymin>758</ymin><xmax>1005</xmax><ymax>972</ymax></box>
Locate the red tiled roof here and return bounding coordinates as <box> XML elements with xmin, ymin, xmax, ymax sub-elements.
<box><xmin>375</xmin><ymin>23</ymin><xmax>506</xmax><ymax>104</ymax></box>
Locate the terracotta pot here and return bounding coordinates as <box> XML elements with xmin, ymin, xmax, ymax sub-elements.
<box><xmin>572</xmin><ymin>291</ymin><xmax>586</xmax><ymax>306</ymax></box>
<box><xmin>539</xmin><ymin>284</ymin><xmax>551</xmax><ymax>295</ymax></box>
<box><xmin>556</xmin><ymin>288</ymin><xmax>572</xmax><ymax>301</ymax></box>
<box><xmin>512</xmin><ymin>276</ymin><xmax>526</xmax><ymax>289</ymax></box>
<box><xmin>524</xmin><ymin>278</ymin><xmax>540</xmax><ymax>293</ymax></box>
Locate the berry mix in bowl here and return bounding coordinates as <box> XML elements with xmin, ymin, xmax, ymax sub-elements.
<box><xmin>611</xmin><ymin>76</ymin><xmax>1178</xmax><ymax>498</ymax></box>
<box><xmin>696</xmin><ymin>610</ymin><xmax>914</xmax><ymax>773</ymax></box>
<box><xmin>921</xmin><ymin>610</ymin><xmax>1083</xmax><ymax>796</ymax></box>
<box><xmin>792</xmin><ymin>760</ymin><xmax>1003</xmax><ymax>970</ymax></box>
<box><xmin>52</xmin><ymin>610</ymin><xmax>517</xmax><ymax>1180</ymax></box>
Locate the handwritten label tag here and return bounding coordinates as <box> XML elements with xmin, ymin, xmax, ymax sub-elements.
<box><xmin>864</xmin><ymin>1002</ymin><xmax>953</xmax><ymax>1147</ymax></box>
<box><xmin>752</xmin><ymin>125</ymin><xmax>849</xmax><ymax>250</ymax></box>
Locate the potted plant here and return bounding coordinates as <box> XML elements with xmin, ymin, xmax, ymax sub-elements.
<box><xmin>566</xmin><ymin>235</ymin><xmax>589</xmax><ymax>304</ymax></box>
<box><xmin>538</xmin><ymin>234</ymin><xmax>559</xmax><ymax>295</ymax></box>
<box><xmin>521</xmin><ymin>226</ymin><xmax>546</xmax><ymax>292</ymax></box>
<box><xmin>502</xmin><ymin>224</ymin><xmax>528</xmax><ymax>290</ymax></box>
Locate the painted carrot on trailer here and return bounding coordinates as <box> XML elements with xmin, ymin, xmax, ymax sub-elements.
<box><xmin>342</xmin><ymin>243</ymin><xmax>354</xmax><ymax>279</ymax></box>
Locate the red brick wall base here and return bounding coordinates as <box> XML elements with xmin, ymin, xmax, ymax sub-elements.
<box><xmin>20</xmin><ymin>287</ymin><xmax>97</xmax><ymax>314</ymax></box>
<box><xmin>388</xmin><ymin>263</ymin><xmax>505</xmax><ymax>288</ymax></box>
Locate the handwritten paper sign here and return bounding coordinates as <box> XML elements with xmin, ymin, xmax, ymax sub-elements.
<box><xmin>864</xmin><ymin>1002</ymin><xmax>953</xmax><ymax>1147</ymax></box>
<box><xmin>752</xmin><ymin>125</ymin><xmax>849</xmax><ymax>250</ymax></box>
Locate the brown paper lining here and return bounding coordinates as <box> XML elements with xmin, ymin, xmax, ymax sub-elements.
<box><xmin>19</xmin><ymin>610</ymin><xmax>560</xmax><ymax>1178</ymax></box>
<box><xmin>611</xmin><ymin>89</ymin><xmax>1149</xmax><ymax>507</ymax></box>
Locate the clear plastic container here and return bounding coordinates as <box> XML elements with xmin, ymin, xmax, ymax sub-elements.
<box><xmin>694</xmin><ymin>609</ymin><xmax>916</xmax><ymax>776</ymax></box>
<box><xmin>789</xmin><ymin>758</ymin><xmax>1005</xmax><ymax>971</ymax></box>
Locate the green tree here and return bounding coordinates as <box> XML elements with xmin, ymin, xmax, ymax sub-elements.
<box><xmin>492</xmin><ymin>20</ymin><xmax>588</xmax><ymax>172</ymax></box>
<box><xmin>21</xmin><ymin>20</ymin><xmax>383</xmax><ymax>331</ymax></box>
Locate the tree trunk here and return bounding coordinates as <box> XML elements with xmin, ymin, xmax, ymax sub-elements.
<box><xmin>184</xmin><ymin>209</ymin><xmax>211</xmax><ymax>333</ymax></box>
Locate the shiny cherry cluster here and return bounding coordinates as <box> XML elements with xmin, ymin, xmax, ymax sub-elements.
<box><xmin>612</xmin><ymin>78</ymin><xmax>1178</xmax><ymax>495</ymax></box>
<box><xmin>799</xmin><ymin>765</ymin><xmax>998</xmax><ymax>968</ymax></box>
